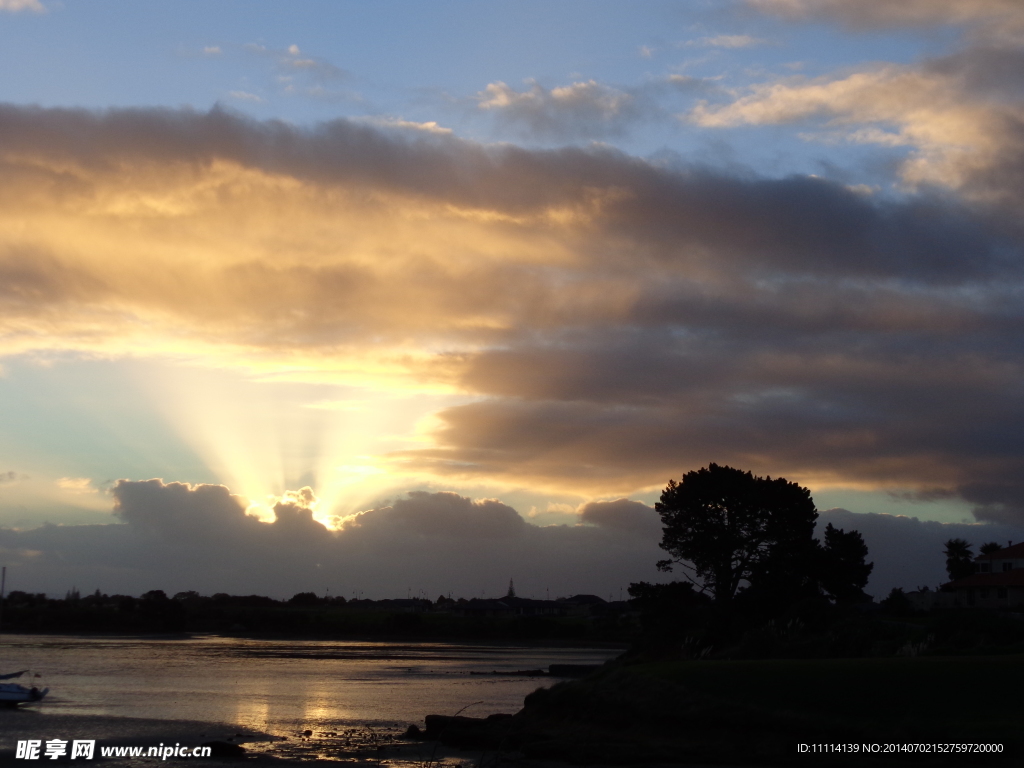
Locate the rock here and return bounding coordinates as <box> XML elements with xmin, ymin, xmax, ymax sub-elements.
<box><xmin>200</xmin><ymin>741</ymin><xmax>246</xmax><ymax>759</ymax></box>
<box><xmin>548</xmin><ymin>663</ymin><xmax>602</xmax><ymax>677</ymax></box>
<box><xmin>421</xmin><ymin>714</ymin><xmax>518</xmax><ymax>749</ymax></box>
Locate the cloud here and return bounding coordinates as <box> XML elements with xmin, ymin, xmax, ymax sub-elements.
<box><xmin>345</xmin><ymin>491</ymin><xmax>525</xmax><ymax>539</ymax></box>
<box><xmin>748</xmin><ymin>0</ymin><xmax>1024</xmax><ymax>34</ymax></box>
<box><xmin>203</xmin><ymin>46</ymin><xmax>222</xmax><ymax>56</ymax></box>
<box><xmin>0</xmin><ymin>0</ymin><xmax>45</xmax><ymax>13</ymax></box>
<box><xmin>0</xmin><ymin>480</ymin><xmax>666</xmax><ymax>598</ymax></box>
<box><xmin>228</xmin><ymin>90</ymin><xmax>264</xmax><ymax>103</ymax></box>
<box><xmin>477</xmin><ymin>79</ymin><xmax>647</xmax><ymax>141</ymax></box>
<box><xmin>357</xmin><ymin>116</ymin><xmax>453</xmax><ymax>135</ymax></box>
<box><xmin>112</xmin><ymin>479</ymin><xmax>263</xmax><ymax>538</ymax></box>
<box><xmin>689</xmin><ymin>34</ymin><xmax>764</xmax><ymax>48</ymax></box>
<box><xmin>4</xmin><ymin>478</ymin><xmax>1019</xmax><ymax>600</ymax></box>
<box><xmin>690</xmin><ymin>52</ymin><xmax>1024</xmax><ymax>202</ymax></box>
<box><xmin>56</xmin><ymin>477</ymin><xmax>96</xmax><ymax>494</ymax></box>
<box><xmin>1</xmin><ymin>105</ymin><xmax>1024</xmax><ymax>518</ymax></box>
<box><xmin>578</xmin><ymin>499</ymin><xmax>662</xmax><ymax>537</ymax></box>
<box><xmin>0</xmin><ymin>471</ymin><xmax>26</xmax><ymax>484</ymax></box>
<box><xmin>245</xmin><ymin>42</ymin><xmax>349</xmax><ymax>85</ymax></box>
<box><xmin>819</xmin><ymin>507</ymin><xmax>1024</xmax><ymax>596</ymax></box>
<box><xmin>475</xmin><ymin>77</ymin><xmax>702</xmax><ymax>141</ymax></box>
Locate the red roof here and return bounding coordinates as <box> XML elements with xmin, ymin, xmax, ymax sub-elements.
<box><xmin>944</xmin><ymin>569</ymin><xmax>1024</xmax><ymax>589</ymax></box>
<box><xmin>975</xmin><ymin>542</ymin><xmax>1024</xmax><ymax>561</ymax></box>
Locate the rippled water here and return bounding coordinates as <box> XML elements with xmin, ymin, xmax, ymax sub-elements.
<box><xmin>0</xmin><ymin>635</ymin><xmax>620</xmax><ymax>733</ymax></box>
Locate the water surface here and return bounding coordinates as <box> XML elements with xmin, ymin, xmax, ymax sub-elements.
<box><xmin>1</xmin><ymin>635</ymin><xmax>620</xmax><ymax>734</ymax></box>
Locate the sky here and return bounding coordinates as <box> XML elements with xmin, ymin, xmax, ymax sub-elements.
<box><xmin>3</xmin><ymin>0</ymin><xmax>1024</xmax><ymax>599</ymax></box>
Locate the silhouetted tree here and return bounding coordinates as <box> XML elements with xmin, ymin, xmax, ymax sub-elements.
<box><xmin>980</xmin><ymin>542</ymin><xmax>1003</xmax><ymax>555</ymax></box>
<box><xmin>627</xmin><ymin>581</ymin><xmax>712</xmax><ymax>644</ymax></box>
<box><xmin>880</xmin><ymin>587</ymin><xmax>913</xmax><ymax>616</ymax></box>
<box><xmin>944</xmin><ymin>538</ymin><xmax>975</xmax><ymax>581</ymax></box>
<box><xmin>819</xmin><ymin>523</ymin><xmax>873</xmax><ymax>603</ymax></box>
<box><xmin>657</xmin><ymin>464</ymin><xmax>872</xmax><ymax>611</ymax></box>
<box><xmin>656</xmin><ymin>464</ymin><xmax>820</xmax><ymax>605</ymax></box>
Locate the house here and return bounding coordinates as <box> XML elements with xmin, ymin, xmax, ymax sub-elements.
<box><xmin>974</xmin><ymin>541</ymin><xmax>1024</xmax><ymax>573</ymax></box>
<box><xmin>943</xmin><ymin>542</ymin><xmax>1024</xmax><ymax>608</ymax></box>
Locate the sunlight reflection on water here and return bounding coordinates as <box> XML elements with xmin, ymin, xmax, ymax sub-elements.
<box><xmin>2</xmin><ymin>635</ymin><xmax>620</xmax><ymax>733</ymax></box>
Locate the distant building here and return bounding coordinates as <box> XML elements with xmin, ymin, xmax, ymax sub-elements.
<box><xmin>943</xmin><ymin>542</ymin><xmax>1024</xmax><ymax>608</ymax></box>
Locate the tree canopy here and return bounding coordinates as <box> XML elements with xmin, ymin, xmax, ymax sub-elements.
<box><xmin>655</xmin><ymin>463</ymin><xmax>871</xmax><ymax>607</ymax></box>
<box><xmin>944</xmin><ymin>538</ymin><xmax>975</xmax><ymax>581</ymax></box>
<box><xmin>819</xmin><ymin>522</ymin><xmax>873</xmax><ymax>603</ymax></box>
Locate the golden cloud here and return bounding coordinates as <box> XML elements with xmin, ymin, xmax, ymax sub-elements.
<box><xmin>690</xmin><ymin>63</ymin><xmax>1021</xmax><ymax>196</ymax></box>
<box><xmin>3</xmin><ymin>105</ymin><xmax>1024</xmax><ymax>513</ymax></box>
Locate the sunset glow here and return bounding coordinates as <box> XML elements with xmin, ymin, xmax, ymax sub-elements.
<box><xmin>2</xmin><ymin>0</ymin><xmax>1024</xmax><ymax>598</ymax></box>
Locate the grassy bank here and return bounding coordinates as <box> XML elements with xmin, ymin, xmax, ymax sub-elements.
<box><xmin>640</xmin><ymin>655</ymin><xmax>1024</xmax><ymax>742</ymax></box>
<box><xmin>430</xmin><ymin>655</ymin><xmax>1024</xmax><ymax>765</ymax></box>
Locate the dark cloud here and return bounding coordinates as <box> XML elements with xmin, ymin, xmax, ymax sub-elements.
<box><xmin>819</xmin><ymin>507</ymin><xmax>1024</xmax><ymax>595</ymax></box>
<box><xmin>746</xmin><ymin>0</ymin><xmax>1024</xmax><ymax>32</ymax></box>
<box><xmin>394</xmin><ymin>360</ymin><xmax>1024</xmax><ymax>515</ymax></box>
<box><xmin>112</xmin><ymin>479</ymin><xmax>261</xmax><ymax>538</ymax></box>
<box><xmin>347</xmin><ymin>491</ymin><xmax>526</xmax><ymax>539</ymax></box>
<box><xmin>4</xmin><ymin>481</ymin><xmax>1020</xmax><ymax>601</ymax></box>
<box><xmin>0</xmin><ymin>480</ymin><xmax>665</xmax><ymax>598</ymax></box>
<box><xmin>578</xmin><ymin>499</ymin><xmax>662</xmax><ymax>537</ymax></box>
<box><xmin>0</xmin><ymin>103</ymin><xmax>1012</xmax><ymax>284</ymax></box>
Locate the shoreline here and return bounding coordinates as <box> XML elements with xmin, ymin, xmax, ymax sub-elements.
<box><xmin>0</xmin><ymin>628</ymin><xmax>631</xmax><ymax>650</ymax></box>
<box><xmin>0</xmin><ymin>709</ymin><xmax>504</xmax><ymax>767</ymax></box>
<box><xmin>0</xmin><ymin>709</ymin><xmax>273</xmax><ymax>765</ymax></box>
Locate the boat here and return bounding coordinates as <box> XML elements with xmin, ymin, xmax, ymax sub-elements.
<box><xmin>0</xmin><ymin>670</ymin><xmax>48</xmax><ymax>705</ymax></box>
<box><xmin>0</xmin><ymin>569</ymin><xmax>50</xmax><ymax>705</ymax></box>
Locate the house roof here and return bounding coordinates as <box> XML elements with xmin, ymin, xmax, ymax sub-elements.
<box><xmin>975</xmin><ymin>542</ymin><xmax>1024</xmax><ymax>560</ymax></box>
<box><xmin>944</xmin><ymin>569</ymin><xmax>1024</xmax><ymax>589</ymax></box>
<box><xmin>557</xmin><ymin>594</ymin><xmax>607</xmax><ymax>605</ymax></box>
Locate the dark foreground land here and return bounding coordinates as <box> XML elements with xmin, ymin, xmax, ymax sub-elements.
<box><xmin>2</xmin><ymin>656</ymin><xmax>1022</xmax><ymax>767</ymax></box>
<box><xmin>411</xmin><ymin>655</ymin><xmax>1024</xmax><ymax>767</ymax></box>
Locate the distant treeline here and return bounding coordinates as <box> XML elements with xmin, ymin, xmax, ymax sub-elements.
<box><xmin>0</xmin><ymin>589</ymin><xmax>637</xmax><ymax>641</ymax></box>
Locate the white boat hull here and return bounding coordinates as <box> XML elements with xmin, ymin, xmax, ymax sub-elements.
<box><xmin>0</xmin><ymin>683</ymin><xmax>48</xmax><ymax>704</ymax></box>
